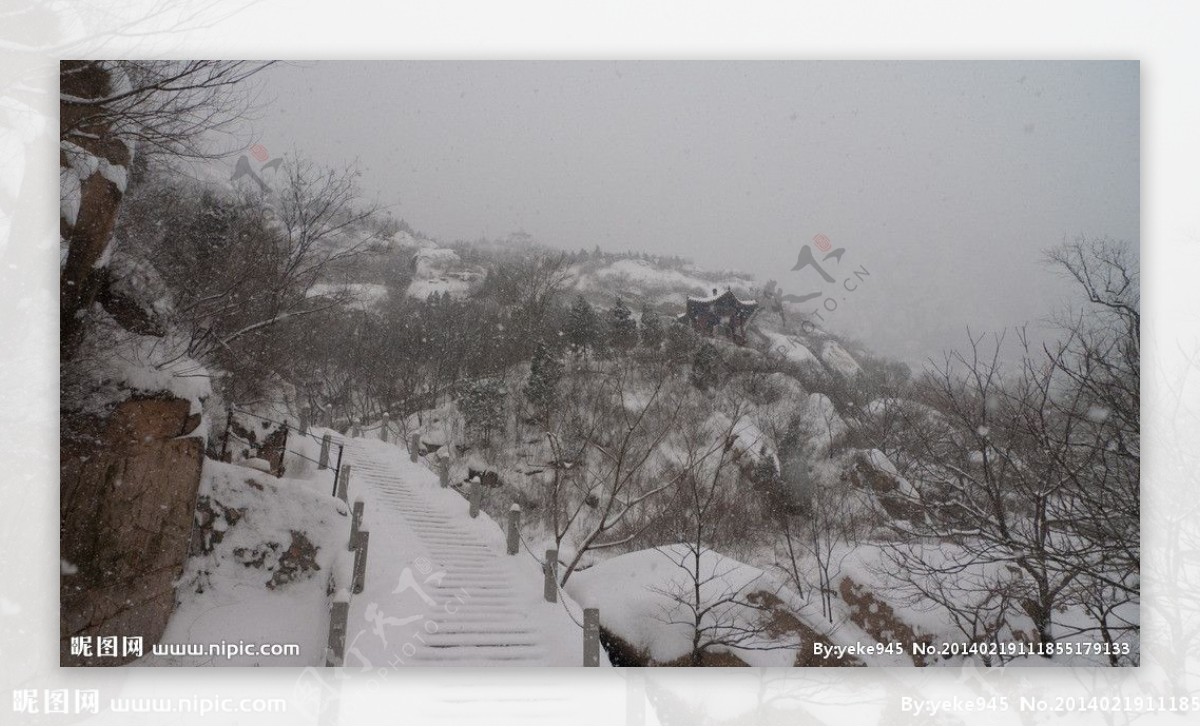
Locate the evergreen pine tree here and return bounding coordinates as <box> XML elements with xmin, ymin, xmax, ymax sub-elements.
<box><xmin>751</xmin><ymin>448</ymin><xmax>783</xmax><ymax>491</ymax></box>
<box><xmin>666</xmin><ymin>320</ymin><xmax>700</xmax><ymax>363</ymax></box>
<box><xmin>640</xmin><ymin>305</ymin><xmax>665</xmax><ymax>350</ymax></box>
<box><xmin>565</xmin><ymin>295</ymin><xmax>600</xmax><ymax>354</ymax></box>
<box><xmin>690</xmin><ymin>341</ymin><xmax>722</xmax><ymax>390</ymax></box>
<box><xmin>524</xmin><ymin>341</ymin><xmax>564</xmax><ymax>421</ymax></box>
<box><xmin>608</xmin><ymin>298</ymin><xmax>638</xmax><ymax>352</ymax></box>
<box><xmin>459</xmin><ymin>377</ymin><xmax>508</xmax><ymax>445</ymax></box>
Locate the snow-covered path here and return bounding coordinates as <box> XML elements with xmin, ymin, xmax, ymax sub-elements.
<box><xmin>335</xmin><ymin>436</ymin><xmax>602</xmax><ymax>667</ymax></box>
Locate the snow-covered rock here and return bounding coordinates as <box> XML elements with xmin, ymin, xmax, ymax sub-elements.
<box><xmin>567</xmin><ymin>546</ymin><xmax>793</xmax><ymax>666</ymax></box>
<box><xmin>567</xmin><ymin>544</ymin><xmax>902</xmax><ymax>667</ymax></box>
<box><xmin>820</xmin><ymin>340</ymin><xmax>862</xmax><ymax>378</ymax></box>
<box><xmin>413</xmin><ymin>247</ymin><xmax>461</xmax><ymax>277</ymax></box>
<box><xmin>307</xmin><ymin>282</ymin><xmax>389</xmax><ymax>309</ymax></box>
<box><xmin>761</xmin><ymin>330</ymin><xmax>822</xmax><ymax>370</ymax></box>
<box><xmin>244</xmin><ymin>457</ymin><xmax>273</xmax><ymax>473</ymax></box>
<box><xmin>69</xmin><ymin>311</ymin><xmax>211</xmax><ymax>416</ymax></box>
<box><xmin>137</xmin><ymin>459</ymin><xmax>349</xmax><ymax>666</ymax></box>
<box><xmin>406</xmin><ymin>247</ymin><xmax>484</xmax><ymax>300</ymax></box>
<box><xmin>801</xmin><ymin>392</ymin><xmax>847</xmax><ymax>453</ymax></box>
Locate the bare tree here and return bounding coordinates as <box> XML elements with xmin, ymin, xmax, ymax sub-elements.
<box><xmin>653</xmin><ymin>398</ymin><xmax>795</xmax><ymax>665</ymax></box>
<box><xmin>880</xmin><ymin>330</ymin><xmax>1089</xmax><ymax>647</ymax></box>
<box><xmin>872</xmin><ymin>539</ymin><xmax>1024</xmax><ymax>665</ymax></box>
<box><xmin>881</xmin><ymin>257</ymin><xmax>1139</xmax><ymax>656</ymax></box>
<box><xmin>183</xmin><ymin>157</ymin><xmax>384</xmax><ymax>363</ymax></box>
<box><xmin>60</xmin><ymin>60</ymin><xmax>273</xmax><ymax>359</ymax></box>
<box><xmin>808</xmin><ymin>475</ymin><xmax>860</xmax><ymax>622</ymax></box>
<box><xmin>61</xmin><ymin>60</ymin><xmax>274</xmax><ymax>160</ymax></box>
<box><xmin>546</xmin><ymin>357</ymin><xmax>693</xmax><ymax>585</ymax></box>
<box><xmin>274</xmin><ymin>154</ymin><xmax>388</xmax><ymax>292</ymax></box>
<box><xmin>1043</xmin><ymin>236</ymin><xmax>1139</xmax><ymax>578</ymax></box>
<box><xmin>1042</xmin><ymin>236</ymin><xmax>1140</xmax><ymax>659</ymax></box>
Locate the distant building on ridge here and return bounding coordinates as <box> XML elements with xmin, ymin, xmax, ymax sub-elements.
<box><xmin>677</xmin><ymin>288</ymin><xmax>759</xmax><ymax>345</ymax></box>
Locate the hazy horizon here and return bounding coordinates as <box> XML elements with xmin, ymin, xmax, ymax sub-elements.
<box><xmin>239</xmin><ymin>61</ymin><xmax>1139</xmax><ymax>366</ymax></box>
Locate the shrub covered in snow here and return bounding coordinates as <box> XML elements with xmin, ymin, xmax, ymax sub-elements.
<box><xmin>143</xmin><ymin>460</ymin><xmax>349</xmax><ymax>666</ymax></box>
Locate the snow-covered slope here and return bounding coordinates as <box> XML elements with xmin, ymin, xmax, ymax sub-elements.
<box><xmin>405</xmin><ymin>246</ymin><xmax>485</xmax><ymax>300</ymax></box>
<box><xmin>566</xmin><ymin>545</ymin><xmax>906</xmax><ymax>667</ymax></box>
<box><xmin>568</xmin><ymin>257</ymin><xmax>756</xmax><ymax>309</ymax></box>
<box><xmin>340</xmin><ymin>436</ymin><xmax>608</xmax><ymax>667</ymax></box>
<box><xmin>136</xmin><ymin>453</ymin><xmax>349</xmax><ymax>666</ymax></box>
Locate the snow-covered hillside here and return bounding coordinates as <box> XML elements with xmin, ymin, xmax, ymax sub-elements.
<box><xmin>566</xmin><ymin>545</ymin><xmax>909</xmax><ymax>667</ymax></box>
<box><xmin>136</xmin><ymin>444</ymin><xmax>349</xmax><ymax>666</ymax></box>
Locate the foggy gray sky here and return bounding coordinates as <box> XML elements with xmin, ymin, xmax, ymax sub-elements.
<box><xmin>249</xmin><ymin>61</ymin><xmax>1138</xmax><ymax>366</ymax></box>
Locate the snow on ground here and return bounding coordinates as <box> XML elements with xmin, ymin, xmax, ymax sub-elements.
<box><xmin>135</xmin><ymin>457</ymin><xmax>349</xmax><ymax>666</ymax></box>
<box><xmin>830</xmin><ymin>542</ymin><xmax>1135</xmax><ymax>666</ymax></box>
<box><xmin>800</xmin><ymin>392</ymin><xmax>848</xmax><ymax>453</ymax></box>
<box><xmin>60</xmin><ymin>140</ymin><xmax>128</xmax><ymax>227</ymax></box>
<box><xmin>341</xmin><ymin>437</ymin><xmax>607</xmax><ymax>667</ymax></box>
<box><xmin>413</xmin><ymin>247</ymin><xmax>461</xmax><ymax>276</ymax></box>
<box><xmin>307</xmin><ymin>282</ymin><xmax>389</xmax><ymax>309</ymax></box>
<box><xmin>405</xmin><ymin>246</ymin><xmax>484</xmax><ymax>299</ymax></box>
<box><xmin>863</xmin><ymin>449</ymin><xmax>920</xmax><ymax>499</ymax></box>
<box><xmin>760</xmin><ymin>329</ymin><xmax>822</xmax><ymax>369</ymax></box>
<box><xmin>567</xmin><ymin>545</ymin><xmax>779</xmax><ymax>665</ymax></box>
<box><xmin>407</xmin><ymin>273</ymin><xmax>480</xmax><ymax>300</ymax></box>
<box><xmin>820</xmin><ymin>340</ymin><xmax>862</xmax><ymax>378</ymax></box>
<box><xmin>69</xmin><ymin>311</ymin><xmax>211</xmax><ymax>416</ymax></box>
<box><xmin>708</xmin><ymin>413</ymin><xmax>775</xmax><ymax>469</ymax></box>
<box><xmin>566</xmin><ymin>544</ymin><xmax>905</xmax><ymax>667</ymax></box>
<box><xmin>571</xmin><ymin>258</ymin><xmax>752</xmax><ymax>304</ymax></box>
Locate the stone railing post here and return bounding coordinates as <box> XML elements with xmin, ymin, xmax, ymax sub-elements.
<box><xmin>583</xmin><ymin>608</ymin><xmax>600</xmax><ymax>666</ymax></box>
<box><xmin>469</xmin><ymin>478</ymin><xmax>482</xmax><ymax>518</ymax></box>
<box><xmin>318</xmin><ymin>434</ymin><xmax>331</xmax><ymax>470</ymax></box>
<box><xmin>325</xmin><ymin>590</ymin><xmax>349</xmax><ymax>667</ymax></box>
<box><xmin>336</xmin><ymin>464</ymin><xmax>352</xmax><ymax>504</ymax></box>
<box><xmin>438</xmin><ymin>449</ymin><xmax>450</xmax><ymax>488</ymax></box>
<box><xmin>506</xmin><ymin>504</ymin><xmax>521</xmax><ymax>555</ymax></box>
<box><xmin>544</xmin><ymin>549</ymin><xmax>558</xmax><ymax>603</ymax></box>
<box><xmin>352</xmin><ymin>528</ymin><xmax>370</xmax><ymax>594</ymax></box>
<box><xmin>349</xmin><ymin>498</ymin><xmax>364</xmax><ymax>550</ymax></box>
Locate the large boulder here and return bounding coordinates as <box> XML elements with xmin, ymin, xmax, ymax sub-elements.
<box><xmin>60</xmin><ymin>395</ymin><xmax>205</xmax><ymax>666</ymax></box>
<box><xmin>846</xmin><ymin>449</ymin><xmax>924</xmax><ymax>523</ymax></box>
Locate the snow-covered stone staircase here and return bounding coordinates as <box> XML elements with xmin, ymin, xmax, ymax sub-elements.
<box><xmin>336</xmin><ymin>436</ymin><xmax>597</xmax><ymax>667</ymax></box>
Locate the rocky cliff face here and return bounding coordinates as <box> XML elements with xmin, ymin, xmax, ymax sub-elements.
<box><xmin>59</xmin><ymin>61</ymin><xmax>206</xmax><ymax>666</ymax></box>
<box><xmin>60</xmin><ymin>61</ymin><xmax>137</xmax><ymax>359</ymax></box>
<box><xmin>60</xmin><ymin>397</ymin><xmax>205</xmax><ymax>666</ymax></box>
